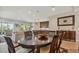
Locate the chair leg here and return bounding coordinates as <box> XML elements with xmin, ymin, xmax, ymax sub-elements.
<box><xmin>28</xmin><ymin>49</ymin><xmax>35</xmax><ymax>53</ymax></box>
<box><xmin>59</xmin><ymin>48</ymin><xmax>68</xmax><ymax>53</ymax></box>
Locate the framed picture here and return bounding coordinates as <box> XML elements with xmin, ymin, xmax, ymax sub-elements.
<box><xmin>57</xmin><ymin>15</ymin><xmax>75</xmax><ymax>26</ymax></box>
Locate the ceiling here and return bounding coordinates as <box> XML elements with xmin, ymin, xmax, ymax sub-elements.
<box><xmin>0</xmin><ymin>6</ymin><xmax>79</xmax><ymax>22</ymax></box>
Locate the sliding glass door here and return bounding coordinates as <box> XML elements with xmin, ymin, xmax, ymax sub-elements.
<box><xmin>0</xmin><ymin>22</ymin><xmax>14</xmax><ymax>36</ymax></box>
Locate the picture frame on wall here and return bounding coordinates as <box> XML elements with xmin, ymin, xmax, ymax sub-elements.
<box><xmin>57</xmin><ymin>15</ymin><xmax>75</xmax><ymax>26</ymax></box>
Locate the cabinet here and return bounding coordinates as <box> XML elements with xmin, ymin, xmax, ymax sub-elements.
<box><xmin>57</xmin><ymin>31</ymin><xmax>76</xmax><ymax>42</ymax></box>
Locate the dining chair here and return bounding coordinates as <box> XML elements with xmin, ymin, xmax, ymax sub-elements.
<box><xmin>49</xmin><ymin>35</ymin><xmax>59</xmax><ymax>53</ymax></box>
<box><xmin>4</xmin><ymin>36</ymin><xmax>34</xmax><ymax>53</ymax></box>
<box><xmin>24</xmin><ymin>31</ymin><xmax>32</xmax><ymax>40</ymax></box>
<box><xmin>40</xmin><ymin>35</ymin><xmax>59</xmax><ymax>53</ymax></box>
<box><xmin>49</xmin><ymin>32</ymin><xmax>66</xmax><ymax>53</ymax></box>
<box><xmin>39</xmin><ymin>31</ymin><xmax>67</xmax><ymax>53</ymax></box>
<box><xmin>57</xmin><ymin>31</ymin><xmax>68</xmax><ymax>53</ymax></box>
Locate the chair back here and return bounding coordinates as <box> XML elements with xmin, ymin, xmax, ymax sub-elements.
<box><xmin>24</xmin><ymin>31</ymin><xmax>32</xmax><ymax>40</ymax></box>
<box><xmin>56</xmin><ymin>32</ymin><xmax>65</xmax><ymax>52</ymax></box>
<box><xmin>4</xmin><ymin>36</ymin><xmax>15</xmax><ymax>53</ymax></box>
<box><xmin>49</xmin><ymin>35</ymin><xmax>59</xmax><ymax>53</ymax></box>
<box><xmin>49</xmin><ymin>32</ymin><xmax>65</xmax><ymax>53</ymax></box>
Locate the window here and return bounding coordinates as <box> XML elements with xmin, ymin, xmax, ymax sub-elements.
<box><xmin>0</xmin><ymin>22</ymin><xmax>14</xmax><ymax>36</ymax></box>
<box><xmin>15</xmin><ymin>23</ymin><xmax>32</xmax><ymax>31</ymax></box>
<box><xmin>0</xmin><ymin>20</ymin><xmax>32</xmax><ymax>35</ymax></box>
<box><xmin>2</xmin><ymin>23</ymin><xmax>8</xmax><ymax>34</ymax></box>
<box><xmin>6</xmin><ymin>24</ymin><xmax>14</xmax><ymax>36</ymax></box>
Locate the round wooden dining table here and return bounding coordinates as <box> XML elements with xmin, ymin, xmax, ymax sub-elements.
<box><xmin>18</xmin><ymin>36</ymin><xmax>53</xmax><ymax>53</ymax></box>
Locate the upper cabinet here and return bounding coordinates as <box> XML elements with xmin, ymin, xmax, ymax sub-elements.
<box><xmin>40</xmin><ymin>21</ymin><xmax>49</xmax><ymax>28</ymax></box>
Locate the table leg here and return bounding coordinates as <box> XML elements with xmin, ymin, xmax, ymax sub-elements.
<box><xmin>36</xmin><ymin>47</ymin><xmax>40</xmax><ymax>53</ymax></box>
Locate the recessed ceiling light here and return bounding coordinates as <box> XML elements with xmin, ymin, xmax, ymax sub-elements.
<box><xmin>51</xmin><ymin>6</ymin><xmax>55</xmax><ymax>11</ymax></box>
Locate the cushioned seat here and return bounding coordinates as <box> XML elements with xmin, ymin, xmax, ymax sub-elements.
<box><xmin>0</xmin><ymin>42</ymin><xmax>31</xmax><ymax>53</ymax></box>
<box><xmin>15</xmin><ymin>46</ymin><xmax>32</xmax><ymax>53</ymax></box>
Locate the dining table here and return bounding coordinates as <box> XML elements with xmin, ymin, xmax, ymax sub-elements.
<box><xmin>18</xmin><ymin>36</ymin><xmax>53</xmax><ymax>53</ymax></box>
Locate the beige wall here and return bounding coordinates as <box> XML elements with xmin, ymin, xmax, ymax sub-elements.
<box><xmin>49</xmin><ymin>12</ymin><xmax>75</xmax><ymax>30</ymax></box>
<box><xmin>34</xmin><ymin>11</ymin><xmax>79</xmax><ymax>42</ymax></box>
<box><xmin>49</xmin><ymin>12</ymin><xmax>79</xmax><ymax>42</ymax></box>
<box><xmin>33</xmin><ymin>22</ymin><xmax>40</xmax><ymax>30</ymax></box>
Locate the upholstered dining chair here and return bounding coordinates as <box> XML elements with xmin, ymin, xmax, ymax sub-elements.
<box><xmin>3</xmin><ymin>36</ymin><xmax>33</xmax><ymax>53</ymax></box>
<box><xmin>24</xmin><ymin>31</ymin><xmax>32</xmax><ymax>40</ymax></box>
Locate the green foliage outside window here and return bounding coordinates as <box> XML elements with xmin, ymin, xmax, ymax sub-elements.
<box><xmin>16</xmin><ymin>23</ymin><xmax>32</xmax><ymax>31</ymax></box>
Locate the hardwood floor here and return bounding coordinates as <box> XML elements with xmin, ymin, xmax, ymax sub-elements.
<box><xmin>60</xmin><ymin>40</ymin><xmax>79</xmax><ymax>53</ymax></box>
<box><xmin>40</xmin><ymin>40</ymin><xmax>79</xmax><ymax>53</ymax></box>
<box><xmin>40</xmin><ymin>45</ymin><xmax>50</xmax><ymax>53</ymax></box>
